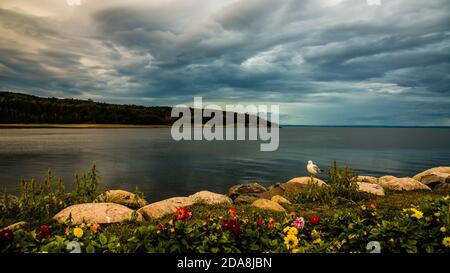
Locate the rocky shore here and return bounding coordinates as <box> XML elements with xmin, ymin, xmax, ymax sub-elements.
<box><xmin>1</xmin><ymin>166</ymin><xmax>449</xmax><ymax>231</ymax></box>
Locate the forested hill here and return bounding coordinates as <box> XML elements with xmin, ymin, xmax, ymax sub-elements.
<box><xmin>0</xmin><ymin>91</ymin><xmax>177</xmax><ymax>125</ymax></box>
<box><xmin>0</xmin><ymin>91</ymin><xmax>272</xmax><ymax>126</ymax></box>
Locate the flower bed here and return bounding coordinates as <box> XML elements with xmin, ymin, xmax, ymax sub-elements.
<box><xmin>1</xmin><ymin>195</ymin><xmax>449</xmax><ymax>253</ymax></box>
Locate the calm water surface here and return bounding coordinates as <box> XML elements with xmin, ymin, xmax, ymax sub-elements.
<box><xmin>0</xmin><ymin>128</ymin><xmax>449</xmax><ymax>201</ymax></box>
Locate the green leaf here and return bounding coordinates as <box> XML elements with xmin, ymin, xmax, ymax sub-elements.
<box><xmin>86</xmin><ymin>244</ymin><xmax>95</xmax><ymax>253</ymax></box>
<box><xmin>99</xmin><ymin>234</ymin><xmax>107</xmax><ymax>245</ymax></box>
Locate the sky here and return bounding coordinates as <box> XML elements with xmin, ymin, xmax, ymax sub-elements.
<box><xmin>0</xmin><ymin>0</ymin><xmax>449</xmax><ymax>125</ymax></box>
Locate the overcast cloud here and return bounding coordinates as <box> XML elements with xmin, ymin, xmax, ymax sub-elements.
<box><xmin>0</xmin><ymin>0</ymin><xmax>449</xmax><ymax>125</ymax></box>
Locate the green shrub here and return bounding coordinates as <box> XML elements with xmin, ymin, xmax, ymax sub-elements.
<box><xmin>327</xmin><ymin>161</ymin><xmax>365</xmax><ymax>202</ymax></box>
<box><xmin>1</xmin><ymin>164</ymin><xmax>103</xmax><ymax>223</ymax></box>
<box><xmin>288</xmin><ymin>161</ymin><xmax>366</xmax><ymax>205</ymax></box>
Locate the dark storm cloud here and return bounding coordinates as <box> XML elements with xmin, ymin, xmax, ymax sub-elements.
<box><xmin>0</xmin><ymin>0</ymin><xmax>449</xmax><ymax>125</ymax></box>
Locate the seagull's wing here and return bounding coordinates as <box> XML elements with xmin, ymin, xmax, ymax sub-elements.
<box><xmin>313</xmin><ymin>164</ymin><xmax>322</xmax><ymax>173</ymax></box>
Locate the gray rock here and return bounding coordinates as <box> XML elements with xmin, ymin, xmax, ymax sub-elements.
<box><xmin>227</xmin><ymin>183</ymin><xmax>267</xmax><ymax>200</ymax></box>
<box><xmin>233</xmin><ymin>195</ymin><xmax>259</xmax><ymax>204</ymax></box>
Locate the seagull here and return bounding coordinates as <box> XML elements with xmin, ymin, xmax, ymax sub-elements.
<box><xmin>307</xmin><ymin>160</ymin><xmax>323</xmax><ymax>177</ymax></box>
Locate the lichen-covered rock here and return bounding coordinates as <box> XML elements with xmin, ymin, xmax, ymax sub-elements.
<box><xmin>357</xmin><ymin>182</ymin><xmax>385</xmax><ymax>196</ymax></box>
<box><xmin>286</xmin><ymin>177</ymin><xmax>327</xmax><ymax>187</ymax></box>
<box><xmin>227</xmin><ymin>183</ymin><xmax>267</xmax><ymax>199</ymax></box>
<box><xmin>271</xmin><ymin>195</ymin><xmax>291</xmax><ymax>205</ymax></box>
<box><xmin>379</xmin><ymin>177</ymin><xmax>431</xmax><ymax>191</ymax></box>
<box><xmin>251</xmin><ymin>199</ymin><xmax>286</xmax><ymax>212</ymax></box>
<box><xmin>137</xmin><ymin>197</ymin><xmax>194</xmax><ymax>220</ymax></box>
<box><xmin>413</xmin><ymin>167</ymin><xmax>450</xmax><ymax>181</ymax></box>
<box><xmin>357</xmin><ymin>176</ymin><xmax>379</xmax><ymax>184</ymax></box>
<box><xmin>54</xmin><ymin>203</ymin><xmax>143</xmax><ymax>224</ymax></box>
<box><xmin>189</xmin><ymin>191</ymin><xmax>232</xmax><ymax>205</ymax></box>
<box><xmin>95</xmin><ymin>190</ymin><xmax>147</xmax><ymax>208</ymax></box>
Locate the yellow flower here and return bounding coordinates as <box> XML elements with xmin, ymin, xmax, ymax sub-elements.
<box><xmin>443</xmin><ymin>195</ymin><xmax>449</xmax><ymax>201</ymax></box>
<box><xmin>442</xmin><ymin>237</ymin><xmax>450</xmax><ymax>248</ymax></box>
<box><xmin>286</xmin><ymin>227</ymin><xmax>298</xmax><ymax>236</ymax></box>
<box><xmin>411</xmin><ymin>208</ymin><xmax>423</xmax><ymax>219</ymax></box>
<box><xmin>170</xmin><ymin>227</ymin><xmax>175</xmax><ymax>233</ymax></box>
<box><xmin>283</xmin><ymin>226</ymin><xmax>290</xmax><ymax>233</ymax></box>
<box><xmin>440</xmin><ymin>226</ymin><xmax>447</xmax><ymax>233</ymax></box>
<box><xmin>73</xmin><ymin>227</ymin><xmax>83</xmax><ymax>238</ymax></box>
<box><xmin>168</xmin><ymin>220</ymin><xmax>173</xmax><ymax>226</ymax></box>
<box><xmin>284</xmin><ymin>234</ymin><xmax>298</xmax><ymax>250</ymax></box>
<box><xmin>313</xmin><ymin>238</ymin><xmax>322</xmax><ymax>244</ymax></box>
<box><xmin>360</xmin><ymin>205</ymin><xmax>366</xmax><ymax>211</ymax></box>
<box><xmin>310</xmin><ymin>229</ymin><xmax>319</xmax><ymax>239</ymax></box>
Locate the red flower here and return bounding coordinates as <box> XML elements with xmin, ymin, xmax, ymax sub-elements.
<box><xmin>0</xmin><ymin>229</ymin><xmax>14</xmax><ymax>246</ymax></box>
<box><xmin>222</xmin><ymin>218</ymin><xmax>241</xmax><ymax>236</ymax></box>
<box><xmin>257</xmin><ymin>215</ymin><xmax>263</xmax><ymax>226</ymax></box>
<box><xmin>308</xmin><ymin>215</ymin><xmax>320</xmax><ymax>225</ymax></box>
<box><xmin>157</xmin><ymin>223</ymin><xmax>164</xmax><ymax>231</ymax></box>
<box><xmin>229</xmin><ymin>208</ymin><xmax>236</xmax><ymax>219</ymax></box>
<box><xmin>173</xmin><ymin>207</ymin><xmax>192</xmax><ymax>221</ymax></box>
<box><xmin>38</xmin><ymin>225</ymin><xmax>51</xmax><ymax>239</ymax></box>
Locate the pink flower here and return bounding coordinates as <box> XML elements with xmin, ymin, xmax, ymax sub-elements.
<box><xmin>293</xmin><ymin>217</ymin><xmax>305</xmax><ymax>230</ymax></box>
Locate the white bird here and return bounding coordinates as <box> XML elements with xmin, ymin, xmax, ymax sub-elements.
<box><xmin>307</xmin><ymin>160</ymin><xmax>323</xmax><ymax>176</ymax></box>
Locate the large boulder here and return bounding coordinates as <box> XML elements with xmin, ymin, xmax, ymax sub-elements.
<box><xmin>54</xmin><ymin>203</ymin><xmax>143</xmax><ymax>224</ymax></box>
<box><xmin>233</xmin><ymin>195</ymin><xmax>259</xmax><ymax>204</ymax></box>
<box><xmin>379</xmin><ymin>177</ymin><xmax>431</xmax><ymax>191</ymax></box>
<box><xmin>95</xmin><ymin>190</ymin><xmax>147</xmax><ymax>208</ymax></box>
<box><xmin>357</xmin><ymin>182</ymin><xmax>385</xmax><ymax>196</ymax></box>
<box><xmin>419</xmin><ymin>172</ymin><xmax>450</xmax><ymax>188</ymax></box>
<box><xmin>286</xmin><ymin>177</ymin><xmax>327</xmax><ymax>187</ymax></box>
<box><xmin>357</xmin><ymin>176</ymin><xmax>379</xmax><ymax>184</ymax></box>
<box><xmin>413</xmin><ymin>167</ymin><xmax>450</xmax><ymax>181</ymax></box>
<box><xmin>137</xmin><ymin>197</ymin><xmax>195</xmax><ymax>220</ymax></box>
<box><xmin>227</xmin><ymin>183</ymin><xmax>267</xmax><ymax>200</ymax></box>
<box><xmin>271</xmin><ymin>195</ymin><xmax>291</xmax><ymax>205</ymax></box>
<box><xmin>251</xmin><ymin>199</ymin><xmax>286</xmax><ymax>212</ymax></box>
<box><xmin>435</xmin><ymin>183</ymin><xmax>450</xmax><ymax>191</ymax></box>
<box><xmin>258</xmin><ymin>182</ymin><xmax>308</xmax><ymax>199</ymax></box>
<box><xmin>189</xmin><ymin>191</ymin><xmax>232</xmax><ymax>205</ymax></box>
<box><xmin>378</xmin><ymin>175</ymin><xmax>397</xmax><ymax>185</ymax></box>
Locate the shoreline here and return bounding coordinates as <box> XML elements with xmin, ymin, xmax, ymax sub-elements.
<box><xmin>0</xmin><ymin>124</ymin><xmax>171</xmax><ymax>129</ymax></box>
